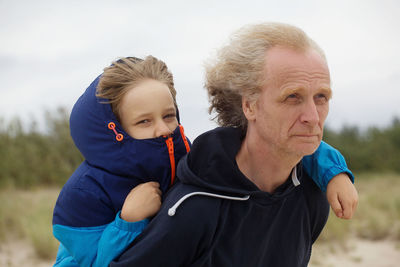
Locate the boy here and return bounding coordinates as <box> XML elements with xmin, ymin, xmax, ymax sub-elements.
<box><xmin>52</xmin><ymin>56</ymin><xmax>355</xmax><ymax>266</ymax></box>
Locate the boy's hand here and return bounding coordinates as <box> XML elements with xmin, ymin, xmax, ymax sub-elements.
<box><xmin>326</xmin><ymin>173</ymin><xmax>358</xmax><ymax>219</ymax></box>
<box><xmin>121</xmin><ymin>181</ymin><xmax>162</xmax><ymax>222</ymax></box>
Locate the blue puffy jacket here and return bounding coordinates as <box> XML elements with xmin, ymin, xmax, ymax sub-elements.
<box><xmin>52</xmin><ymin>75</ymin><xmax>190</xmax><ymax>267</ymax></box>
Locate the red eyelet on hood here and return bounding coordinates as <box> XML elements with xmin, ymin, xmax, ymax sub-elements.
<box><xmin>108</xmin><ymin>122</ymin><xmax>124</xmax><ymax>142</ymax></box>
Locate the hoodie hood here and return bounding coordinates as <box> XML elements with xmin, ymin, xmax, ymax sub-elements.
<box><xmin>69</xmin><ymin>75</ymin><xmax>190</xmax><ymax>192</ymax></box>
<box><xmin>176</xmin><ymin>127</ymin><xmax>301</xmax><ymax>203</ymax></box>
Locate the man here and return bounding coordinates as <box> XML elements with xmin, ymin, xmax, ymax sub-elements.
<box><xmin>111</xmin><ymin>22</ymin><xmax>356</xmax><ymax>267</ymax></box>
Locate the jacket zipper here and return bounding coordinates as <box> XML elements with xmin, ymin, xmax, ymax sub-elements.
<box><xmin>165</xmin><ymin>137</ymin><xmax>175</xmax><ymax>186</ymax></box>
<box><xmin>179</xmin><ymin>125</ymin><xmax>191</xmax><ymax>153</ymax></box>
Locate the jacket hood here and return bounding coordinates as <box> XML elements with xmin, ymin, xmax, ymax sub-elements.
<box><xmin>70</xmin><ymin>75</ymin><xmax>189</xmax><ymax>192</ymax></box>
<box><xmin>176</xmin><ymin>127</ymin><xmax>302</xmax><ymax>202</ymax></box>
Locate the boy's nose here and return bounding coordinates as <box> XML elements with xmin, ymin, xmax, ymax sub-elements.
<box><xmin>155</xmin><ymin>121</ymin><xmax>172</xmax><ymax>137</ymax></box>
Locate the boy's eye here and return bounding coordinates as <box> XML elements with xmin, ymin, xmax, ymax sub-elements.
<box><xmin>136</xmin><ymin>119</ymin><xmax>150</xmax><ymax>125</ymax></box>
<box><xmin>164</xmin><ymin>113</ymin><xmax>176</xmax><ymax>120</ymax></box>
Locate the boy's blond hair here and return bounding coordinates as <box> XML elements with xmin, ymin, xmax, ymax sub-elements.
<box><xmin>97</xmin><ymin>56</ymin><xmax>177</xmax><ymax>122</ymax></box>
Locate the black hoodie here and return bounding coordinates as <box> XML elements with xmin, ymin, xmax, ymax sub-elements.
<box><xmin>111</xmin><ymin>127</ymin><xmax>329</xmax><ymax>267</ymax></box>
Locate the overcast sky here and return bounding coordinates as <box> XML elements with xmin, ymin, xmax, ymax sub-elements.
<box><xmin>1</xmin><ymin>0</ymin><xmax>399</xmax><ymax>139</ymax></box>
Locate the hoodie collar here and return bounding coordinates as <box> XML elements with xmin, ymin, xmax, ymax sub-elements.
<box><xmin>177</xmin><ymin>127</ymin><xmax>303</xmax><ymax>204</ymax></box>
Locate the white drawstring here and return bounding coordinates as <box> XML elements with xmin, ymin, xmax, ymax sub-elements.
<box><xmin>169</xmin><ymin>166</ymin><xmax>299</xmax><ymax>216</ymax></box>
<box><xmin>168</xmin><ymin>192</ymin><xmax>250</xmax><ymax>216</ymax></box>
<box><xmin>291</xmin><ymin>165</ymin><xmax>300</xmax><ymax>186</ymax></box>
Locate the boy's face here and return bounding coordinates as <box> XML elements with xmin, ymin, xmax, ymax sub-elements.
<box><xmin>119</xmin><ymin>79</ymin><xmax>178</xmax><ymax>139</ymax></box>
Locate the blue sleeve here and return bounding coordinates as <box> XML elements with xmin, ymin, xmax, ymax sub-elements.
<box><xmin>53</xmin><ymin>212</ymin><xmax>149</xmax><ymax>267</ymax></box>
<box><xmin>302</xmin><ymin>141</ymin><xmax>354</xmax><ymax>192</ymax></box>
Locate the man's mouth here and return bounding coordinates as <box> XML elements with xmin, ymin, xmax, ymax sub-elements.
<box><xmin>293</xmin><ymin>134</ymin><xmax>319</xmax><ymax>137</ymax></box>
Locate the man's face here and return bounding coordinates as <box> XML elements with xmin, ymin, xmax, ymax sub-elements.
<box><xmin>248</xmin><ymin>46</ymin><xmax>331</xmax><ymax>157</ymax></box>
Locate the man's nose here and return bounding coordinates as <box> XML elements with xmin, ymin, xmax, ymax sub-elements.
<box><xmin>155</xmin><ymin>121</ymin><xmax>172</xmax><ymax>137</ymax></box>
<box><xmin>300</xmin><ymin>100</ymin><xmax>320</xmax><ymax>126</ymax></box>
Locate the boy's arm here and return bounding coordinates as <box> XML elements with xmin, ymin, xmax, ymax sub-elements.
<box><xmin>302</xmin><ymin>140</ymin><xmax>354</xmax><ymax>191</ymax></box>
<box><xmin>326</xmin><ymin>173</ymin><xmax>358</xmax><ymax>219</ymax></box>
<box><xmin>53</xmin><ymin>213</ymin><xmax>148</xmax><ymax>267</ymax></box>
<box><xmin>302</xmin><ymin>141</ymin><xmax>358</xmax><ymax>219</ymax></box>
<box><xmin>95</xmin><ymin>213</ymin><xmax>148</xmax><ymax>265</ymax></box>
<box><xmin>53</xmin><ymin>181</ymin><xmax>161</xmax><ymax>267</ymax></box>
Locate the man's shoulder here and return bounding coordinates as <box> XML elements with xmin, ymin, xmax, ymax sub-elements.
<box><xmin>300</xmin><ymin>172</ymin><xmax>329</xmax><ymax>202</ymax></box>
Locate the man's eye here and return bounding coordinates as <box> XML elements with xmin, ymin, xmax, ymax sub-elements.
<box><xmin>285</xmin><ymin>93</ymin><xmax>300</xmax><ymax>103</ymax></box>
<box><xmin>315</xmin><ymin>94</ymin><xmax>328</xmax><ymax>104</ymax></box>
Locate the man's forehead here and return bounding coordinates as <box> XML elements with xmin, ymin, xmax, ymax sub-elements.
<box><xmin>263</xmin><ymin>46</ymin><xmax>330</xmax><ymax>85</ymax></box>
<box><xmin>271</xmin><ymin>68</ymin><xmax>331</xmax><ymax>85</ymax></box>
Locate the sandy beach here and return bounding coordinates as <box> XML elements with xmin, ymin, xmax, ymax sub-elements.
<box><xmin>310</xmin><ymin>238</ymin><xmax>400</xmax><ymax>267</ymax></box>
<box><xmin>0</xmin><ymin>239</ymin><xmax>53</xmax><ymax>267</ymax></box>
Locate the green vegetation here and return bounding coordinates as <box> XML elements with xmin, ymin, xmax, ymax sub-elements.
<box><xmin>323</xmin><ymin>118</ymin><xmax>400</xmax><ymax>173</ymax></box>
<box><xmin>0</xmin><ymin>108</ymin><xmax>399</xmax><ymax>189</ymax></box>
<box><xmin>0</xmin><ymin>108</ymin><xmax>83</xmax><ymax>189</ymax></box>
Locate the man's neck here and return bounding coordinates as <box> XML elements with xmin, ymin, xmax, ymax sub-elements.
<box><xmin>236</xmin><ymin>134</ymin><xmax>301</xmax><ymax>194</ymax></box>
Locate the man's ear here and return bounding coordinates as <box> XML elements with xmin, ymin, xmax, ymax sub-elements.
<box><xmin>242</xmin><ymin>97</ymin><xmax>257</xmax><ymax>121</ymax></box>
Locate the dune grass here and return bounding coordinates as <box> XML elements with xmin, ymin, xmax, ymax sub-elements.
<box><xmin>0</xmin><ymin>187</ymin><xmax>60</xmax><ymax>260</ymax></box>
<box><xmin>317</xmin><ymin>173</ymin><xmax>400</xmax><ymax>245</ymax></box>
<box><xmin>0</xmin><ymin>174</ymin><xmax>399</xmax><ymax>260</ymax></box>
